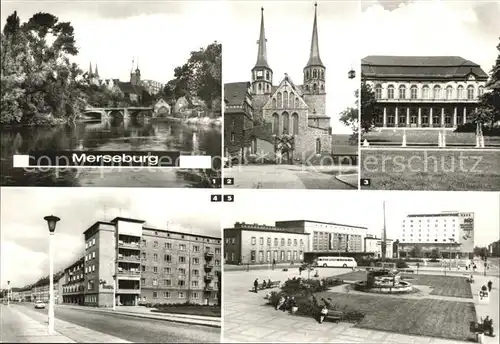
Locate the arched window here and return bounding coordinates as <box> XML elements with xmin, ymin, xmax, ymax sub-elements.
<box><xmin>295</xmin><ymin>97</ymin><xmax>299</xmax><ymax>107</ymax></box>
<box><xmin>315</xmin><ymin>138</ymin><xmax>321</xmax><ymax>154</ymax></box>
<box><xmin>457</xmin><ymin>85</ymin><xmax>464</xmax><ymax>99</ymax></box>
<box><xmin>321</xmin><ymin>70</ymin><xmax>324</xmax><ymax>79</ymax></box>
<box><xmin>422</xmin><ymin>86</ymin><xmax>429</xmax><ymax>99</ymax></box>
<box><xmin>433</xmin><ymin>86</ymin><xmax>441</xmax><ymax>99</ymax></box>
<box><xmin>375</xmin><ymin>85</ymin><xmax>382</xmax><ymax>99</ymax></box>
<box><xmin>306</xmin><ymin>71</ymin><xmax>309</xmax><ymax>80</ymax></box>
<box><xmin>313</xmin><ymin>83</ymin><xmax>317</xmax><ymax>92</ymax></box>
<box><xmin>266</xmin><ymin>84</ymin><xmax>270</xmax><ymax>92</ymax></box>
<box><xmin>321</xmin><ymin>85</ymin><xmax>324</xmax><ymax>91</ymax></box>
<box><xmin>410</xmin><ymin>86</ymin><xmax>417</xmax><ymax>99</ymax></box>
<box><xmin>290</xmin><ymin>96</ymin><xmax>295</xmax><ymax>108</ymax></box>
<box><xmin>292</xmin><ymin>113</ymin><xmax>299</xmax><ymax>135</ymax></box>
<box><xmin>387</xmin><ymin>85</ymin><xmax>394</xmax><ymax>99</ymax></box>
<box><xmin>258</xmin><ymin>83</ymin><xmax>262</xmax><ymax>91</ymax></box>
<box><xmin>282</xmin><ymin>112</ymin><xmax>289</xmax><ymax>134</ymax></box>
<box><xmin>398</xmin><ymin>85</ymin><xmax>406</xmax><ymax>99</ymax></box>
<box><xmin>272</xmin><ymin>113</ymin><xmax>279</xmax><ymax>135</ymax></box>
<box><xmin>283</xmin><ymin>91</ymin><xmax>288</xmax><ymax>108</ymax></box>
<box><xmin>313</xmin><ymin>69</ymin><xmax>317</xmax><ymax>78</ymax></box>
<box><xmin>446</xmin><ymin>86</ymin><xmax>453</xmax><ymax>99</ymax></box>
<box><xmin>266</xmin><ymin>71</ymin><xmax>270</xmax><ymax>80</ymax></box>
<box><xmin>478</xmin><ymin>86</ymin><xmax>484</xmax><ymax>97</ymax></box>
<box><xmin>305</xmin><ymin>85</ymin><xmax>309</xmax><ymax>91</ymax></box>
<box><xmin>467</xmin><ymin>85</ymin><xmax>474</xmax><ymax>100</ymax></box>
<box><xmin>272</xmin><ymin>98</ymin><xmax>277</xmax><ymax>108</ymax></box>
<box><xmin>277</xmin><ymin>92</ymin><xmax>282</xmax><ymax>108</ymax></box>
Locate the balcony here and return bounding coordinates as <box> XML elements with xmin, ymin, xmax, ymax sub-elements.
<box><xmin>116</xmin><ymin>269</ymin><xmax>141</xmax><ymax>278</ymax></box>
<box><xmin>204</xmin><ymin>262</ymin><xmax>214</xmax><ymax>272</ymax></box>
<box><xmin>117</xmin><ymin>288</ymin><xmax>141</xmax><ymax>294</ymax></box>
<box><xmin>118</xmin><ymin>241</ymin><xmax>141</xmax><ymax>249</ymax></box>
<box><xmin>204</xmin><ymin>274</ymin><xmax>213</xmax><ymax>283</ymax></box>
<box><xmin>204</xmin><ymin>251</ymin><xmax>214</xmax><ymax>260</ymax></box>
<box><xmin>204</xmin><ymin>285</ymin><xmax>214</xmax><ymax>292</ymax></box>
<box><xmin>117</xmin><ymin>254</ymin><xmax>141</xmax><ymax>263</ymax></box>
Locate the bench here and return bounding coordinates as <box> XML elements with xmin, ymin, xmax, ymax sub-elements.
<box><xmin>324</xmin><ymin>310</ymin><xmax>344</xmax><ymax>323</ymax></box>
<box><xmin>254</xmin><ymin>280</ymin><xmax>281</xmax><ymax>291</ymax></box>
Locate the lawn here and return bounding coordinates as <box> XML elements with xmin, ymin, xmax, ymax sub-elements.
<box><xmin>361</xmin><ymin>150</ymin><xmax>500</xmax><ymax>190</ymax></box>
<box><xmin>363</xmin><ymin>130</ymin><xmax>500</xmax><ymax>146</ymax></box>
<box><xmin>334</xmin><ymin>271</ymin><xmax>473</xmax><ymax>299</ymax></box>
<box><xmin>151</xmin><ymin>306</ymin><xmax>221</xmax><ymax>317</ymax></box>
<box><xmin>314</xmin><ymin>291</ymin><xmax>477</xmax><ymax>342</ymax></box>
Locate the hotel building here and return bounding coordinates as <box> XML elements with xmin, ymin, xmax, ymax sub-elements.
<box><xmin>398</xmin><ymin>211</ymin><xmax>474</xmax><ymax>257</ymax></box>
<box><xmin>83</xmin><ymin>217</ymin><xmax>221</xmax><ymax>307</ymax></box>
<box><xmin>62</xmin><ymin>257</ymin><xmax>85</xmax><ymax>305</ymax></box>
<box><xmin>362</xmin><ymin>56</ymin><xmax>488</xmax><ymax>128</ymax></box>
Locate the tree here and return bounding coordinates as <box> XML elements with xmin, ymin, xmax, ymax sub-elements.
<box><xmin>359</xmin><ymin>79</ymin><xmax>381</xmax><ymax>134</ymax></box>
<box><xmin>474</xmin><ymin>38</ymin><xmax>500</xmax><ymax>126</ymax></box>
<box><xmin>410</xmin><ymin>244</ymin><xmax>423</xmax><ymax>258</ymax></box>
<box><xmin>430</xmin><ymin>248</ymin><xmax>441</xmax><ymax>259</ymax></box>
<box><xmin>339</xmin><ymin>107</ymin><xmax>358</xmax><ymax>145</ymax></box>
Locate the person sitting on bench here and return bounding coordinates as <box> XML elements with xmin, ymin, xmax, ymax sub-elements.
<box><xmin>262</xmin><ymin>280</ymin><xmax>267</xmax><ymax>289</ymax></box>
<box><xmin>276</xmin><ymin>296</ymin><xmax>285</xmax><ymax>311</ymax></box>
<box><xmin>319</xmin><ymin>305</ymin><xmax>328</xmax><ymax>324</ymax></box>
<box><xmin>268</xmin><ymin>279</ymin><xmax>272</xmax><ymax>287</ymax></box>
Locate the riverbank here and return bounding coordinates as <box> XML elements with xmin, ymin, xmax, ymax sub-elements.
<box><xmin>1</xmin><ymin>116</ymin><xmax>70</xmax><ymax>128</ymax></box>
<box><xmin>153</xmin><ymin>116</ymin><xmax>221</xmax><ymax>126</ymax></box>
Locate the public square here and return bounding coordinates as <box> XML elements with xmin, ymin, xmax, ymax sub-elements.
<box><xmin>223</xmin><ymin>260</ymin><xmax>499</xmax><ymax>343</ymax></box>
<box><xmin>0</xmin><ymin>303</ymin><xmax>220</xmax><ymax>343</ymax></box>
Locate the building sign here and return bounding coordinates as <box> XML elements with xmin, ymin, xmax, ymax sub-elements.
<box><xmin>458</xmin><ymin>213</ymin><xmax>474</xmax><ymax>252</ymax></box>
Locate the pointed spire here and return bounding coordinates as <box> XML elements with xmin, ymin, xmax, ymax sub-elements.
<box><xmin>254</xmin><ymin>7</ymin><xmax>270</xmax><ymax>69</ymax></box>
<box><xmin>94</xmin><ymin>63</ymin><xmax>99</xmax><ymax>77</ymax></box>
<box><xmin>306</xmin><ymin>2</ymin><xmax>324</xmax><ymax>67</ymax></box>
<box><xmin>89</xmin><ymin>62</ymin><xmax>93</xmax><ymax>77</ymax></box>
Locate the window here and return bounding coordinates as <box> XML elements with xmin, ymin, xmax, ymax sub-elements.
<box><xmin>250</xmin><ymin>250</ymin><xmax>256</xmax><ymax>261</ymax></box>
<box><xmin>92</xmin><ymin>252</ymin><xmax>95</xmax><ymax>259</ymax></box>
<box><xmin>192</xmin><ymin>292</ymin><xmax>199</xmax><ymax>299</ymax></box>
<box><xmin>287</xmin><ymin>239</ymin><xmax>292</xmax><ymax>246</ymax></box>
<box><xmin>192</xmin><ymin>269</ymin><xmax>199</xmax><ymax>276</ymax></box>
<box><xmin>446</xmin><ymin>86</ymin><xmax>453</xmax><ymax>99</ymax></box>
<box><xmin>192</xmin><ymin>280</ymin><xmax>199</xmax><ymax>287</ymax></box>
<box><xmin>178</xmin><ymin>280</ymin><xmax>185</xmax><ymax>287</ymax></box>
<box><xmin>259</xmin><ymin>237</ymin><xmax>264</xmax><ymax>245</ymax></box>
<box><xmin>92</xmin><ymin>265</ymin><xmax>95</xmax><ymax>272</ymax></box>
<box><xmin>153</xmin><ymin>292</ymin><xmax>158</xmax><ymax>298</ymax></box>
<box><xmin>267</xmin><ymin>238</ymin><xmax>271</xmax><ymax>246</ymax></box>
<box><xmin>164</xmin><ymin>279</ymin><xmax>171</xmax><ymax>286</ymax></box>
<box><xmin>433</xmin><ymin>86</ymin><xmax>441</xmax><ymax>99</ymax></box>
<box><xmin>92</xmin><ymin>238</ymin><xmax>95</xmax><ymax>246</ymax></box>
<box><xmin>163</xmin><ymin>292</ymin><xmax>171</xmax><ymax>298</ymax></box>
<box><xmin>398</xmin><ymin>85</ymin><xmax>406</xmax><ymax>99</ymax></box>
<box><xmin>179</xmin><ymin>292</ymin><xmax>185</xmax><ymax>299</ymax></box>
<box><xmin>315</xmin><ymin>138</ymin><xmax>321</xmax><ymax>154</ymax></box>
<box><xmin>375</xmin><ymin>85</ymin><xmax>382</xmax><ymax>99</ymax></box>
<box><xmin>153</xmin><ymin>278</ymin><xmax>158</xmax><ymax>286</ymax></box>
<box><xmin>294</xmin><ymin>239</ymin><xmax>297</xmax><ymax>246</ymax></box>
<box><xmin>215</xmin><ymin>248</ymin><xmax>220</xmax><ymax>254</ymax></box>
<box><xmin>142</xmin><ymin>239</ymin><xmax>147</xmax><ymax>246</ymax></box>
<box><xmin>467</xmin><ymin>86</ymin><xmax>474</xmax><ymax>100</ymax></box>
<box><xmin>193</xmin><ymin>257</ymin><xmax>199</xmax><ymax>264</ymax></box>
<box><xmin>153</xmin><ymin>254</ymin><xmax>158</xmax><ymax>261</ymax></box>
<box><xmin>215</xmin><ymin>259</ymin><xmax>220</xmax><ymax>266</ymax></box>
<box><xmin>258</xmin><ymin>251</ymin><xmax>264</xmax><ymax>261</ymax></box>
<box><xmin>165</xmin><ymin>242</ymin><xmax>172</xmax><ymax>249</ymax></box>
<box><xmin>387</xmin><ymin>85</ymin><xmax>394</xmax><ymax>99</ymax></box>
<box><xmin>153</xmin><ymin>241</ymin><xmax>158</xmax><ymax>248</ymax></box>
<box><xmin>193</xmin><ymin>245</ymin><xmax>200</xmax><ymax>252</ymax></box>
<box><xmin>410</xmin><ymin>86</ymin><xmax>417</xmax><ymax>99</ymax></box>
<box><xmin>457</xmin><ymin>85</ymin><xmax>464</xmax><ymax>99</ymax></box>
<box><xmin>251</xmin><ymin>237</ymin><xmax>256</xmax><ymax>245</ymax></box>
<box><xmin>164</xmin><ymin>267</ymin><xmax>171</xmax><ymax>274</ymax></box>
<box><xmin>281</xmin><ymin>238</ymin><xmax>285</xmax><ymax>246</ymax></box>
<box><xmin>300</xmin><ymin>239</ymin><xmax>303</xmax><ymax>245</ymax></box>
<box><xmin>179</xmin><ymin>256</ymin><xmax>186</xmax><ymax>263</ymax></box>
<box><xmin>178</xmin><ymin>268</ymin><xmax>186</xmax><ymax>275</ymax></box>
<box><xmin>153</xmin><ymin>266</ymin><xmax>158</xmax><ymax>273</ymax></box>
<box><xmin>179</xmin><ymin>244</ymin><xmax>186</xmax><ymax>251</ymax></box>
<box><xmin>274</xmin><ymin>238</ymin><xmax>278</xmax><ymax>246</ymax></box>
<box><xmin>164</xmin><ymin>254</ymin><xmax>171</xmax><ymax>262</ymax></box>
<box><xmin>478</xmin><ymin>86</ymin><xmax>484</xmax><ymax>97</ymax></box>
<box><xmin>88</xmin><ymin>280</ymin><xmax>95</xmax><ymax>291</ymax></box>
<box><xmin>422</xmin><ymin>86</ymin><xmax>429</xmax><ymax>99</ymax></box>
<box><xmin>272</xmin><ymin>113</ymin><xmax>280</xmax><ymax>135</ymax></box>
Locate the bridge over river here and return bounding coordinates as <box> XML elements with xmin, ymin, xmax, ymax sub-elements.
<box><xmin>83</xmin><ymin>106</ymin><xmax>155</xmax><ymax>121</ymax></box>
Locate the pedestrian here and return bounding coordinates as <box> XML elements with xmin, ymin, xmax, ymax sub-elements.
<box><xmin>276</xmin><ymin>296</ymin><xmax>285</xmax><ymax>311</ymax></box>
<box><xmin>253</xmin><ymin>278</ymin><xmax>259</xmax><ymax>293</ymax></box>
<box><xmin>272</xmin><ymin>258</ymin><xmax>276</xmax><ymax>270</ymax></box>
<box><xmin>319</xmin><ymin>305</ymin><xmax>328</xmax><ymax>324</ymax></box>
<box><xmin>262</xmin><ymin>280</ymin><xmax>267</xmax><ymax>289</ymax></box>
<box><xmin>299</xmin><ymin>266</ymin><xmax>303</xmax><ymax>276</ymax></box>
<box><xmin>488</xmin><ymin>280</ymin><xmax>492</xmax><ymax>292</ymax></box>
<box><xmin>466</xmin><ymin>265</ymin><xmax>468</xmax><ymax>271</ymax></box>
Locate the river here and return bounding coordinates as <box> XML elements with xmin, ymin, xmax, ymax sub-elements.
<box><xmin>0</xmin><ymin>118</ymin><xmax>221</xmax><ymax>187</ymax></box>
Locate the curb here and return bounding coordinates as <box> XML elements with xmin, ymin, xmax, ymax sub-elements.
<box><xmin>334</xmin><ymin>173</ymin><xmax>358</xmax><ymax>188</ymax></box>
<box><xmin>61</xmin><ymin>306</ymin><xmax>221</xmax><ymax>328</ymax></box>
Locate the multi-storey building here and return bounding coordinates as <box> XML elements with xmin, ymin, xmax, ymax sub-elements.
<box><xmin>62</xmin><ymin>257</ymin><xmax>85</xmax><ymax>305</ymax></box>
<box><xmin>82</xmin><ymin>217</ymin><xmax>221</xmax><ymax>308</ymax></box>
<box><xmin>224</xmin><ymin>222</ymin><xmax>310</xmax><ymax>265</ymax></box>
<box><xmin>398</xmin><ymin>211</ymin><xmax>474</xmax><ymax>257</ymax></box>
<box><xmin>488</xmin><ymin>240</ymin><xmax>500</xmax><ymax>257</ymax></box>
<box><xmin>225</xmin><ymin>4</ymin><xmax>333</xmax><ymax>163</ymax></box>
<box><xmin>275</xmin><ymin>220</ymin><xmax>367</xmax><ymax>253</ymax></box>
<box><xmin>362</xmin><ymin>56</ymin><xmax>488</xmax><ymax>128</ymax></box>
<box><xmin>141</xmin><ymin>79</ymin><xmax>164</xmax><ymax>95</ymax></box>
<box><xmin>31</xmin><ymin>275</ymin><xmax>64</xmax><ymax>304</ymax></box>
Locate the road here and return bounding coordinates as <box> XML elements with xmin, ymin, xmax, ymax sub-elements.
<box><xmin>7</xmin><ymin>303</ymin><xmax>220</xmax><ymax>343</ymax></box>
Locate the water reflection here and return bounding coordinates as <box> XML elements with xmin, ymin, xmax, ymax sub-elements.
<box><xmin>1</xmin><ymin>117</ymin><xmax>221</xmax><ymax>187</ymax></box>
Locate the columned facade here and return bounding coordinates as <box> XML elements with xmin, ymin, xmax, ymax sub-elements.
<box><xmin>362</xmin><ymin>56</ymin><xmax>488</xmax><ymax>129</ymax></box>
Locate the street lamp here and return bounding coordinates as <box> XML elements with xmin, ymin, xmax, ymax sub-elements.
<box><xmin>113</xmin><ymin>275</ymin><xmax>116</xmax><ymax>311</ymax></box>
<box><xmin>7</xmin><ymin>280</ymin><xmax>10</xmax><ymax>306</ymax></box>
<box><xmin>44</xmin><ymin>215</ymin><xmax>60</xmax><ymax>335</ymax></box>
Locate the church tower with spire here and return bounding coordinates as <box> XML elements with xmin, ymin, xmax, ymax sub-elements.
<box><xmin>303</xmin><ymin>3</ymin><xmax>326</xmax><ymax>117</ymax></box>
<box><xmin>251</xmin><ymin>8</ymin><xmax>273</xmax><ymax>117</ymax></box>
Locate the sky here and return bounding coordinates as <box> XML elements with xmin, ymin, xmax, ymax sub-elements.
<box><xmin>0</xmin><ymin>0</ymin><xmax>226</xmax><ymax>83</ymax></box>
<box><xmin>0</xmin><ymin>187</ymin><xmax>221</xmax><ymax>289</ymax></box>
<box><xmin>223</xmin><ymin>1</ymin><xmax>361</xmax><ymax>134</ymax></box>
<box><xmin>361</xmin><ymin>0</ymin><xmax>500</xmax><ymax>75</ymax></box>
<box><xmin>223</xmin><ymin>189</ymin><xmax>500</xmax><ymax>247</ymax></box>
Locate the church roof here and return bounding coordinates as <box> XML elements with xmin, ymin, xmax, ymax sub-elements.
<box><xmin>362</xmin><ymin>55</ymin><xmax>488</xmax><ymax>79</ymax></box>
<box><xmin>116</xmin><ymin>82</ymin><xmax>145</xmax><ymax>95</ymax></box>
<box><xmin>225</xmin><ymin>82</ymin><xmax>250</xmax><ymax>107</ymax></box>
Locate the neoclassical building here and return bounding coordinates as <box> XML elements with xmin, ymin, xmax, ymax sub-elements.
<box><xmin>362</xmin><ymin>56</ymin><xmax>488</xmax><ymax>128</ymax></box>
<box><xmin>225</xmin><ymin>4</ymin><xmax>332</xmax><ymax>162</ymax></box>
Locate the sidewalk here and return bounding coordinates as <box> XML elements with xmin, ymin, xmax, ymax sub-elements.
<box><xmin>0</xmin><ymin>304</ymin><xmax>74</xmax><ymax>343</ymax></box>
<box><xmin>56</xmin><ymin>304</ymin><xmax>221</xmax><ymax>328</ymax></box>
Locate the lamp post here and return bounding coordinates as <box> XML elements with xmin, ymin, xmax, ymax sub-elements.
<box><xmin>44</xmin><ymin>215</ymin><xmax>60</xmax><ymax>335</ymax></box>
<box><xmin>7</xmin><ymin>281</ymin><xmax>10</xmax><ymax>306</ymax></box>
<box><xmin>113</xmin><ymin>275</ymin><xmax>116</xmax><ymax>311</ymax></box>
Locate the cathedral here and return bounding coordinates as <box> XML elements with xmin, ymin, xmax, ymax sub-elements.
<box><xmin>248</xmin><ymin>4</ymin><xmax>332</xmax><ymax>162</ymax></box>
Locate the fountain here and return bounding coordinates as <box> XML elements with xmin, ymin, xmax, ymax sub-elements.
<box><xmin>354</xmin><ymin>262</ymin><xmax>413</xmax><ymax>294</ymax></box>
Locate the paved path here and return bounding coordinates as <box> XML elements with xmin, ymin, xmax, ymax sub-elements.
<box><xmin>223</xmin><ymin>267</ymin><xmax>497</xmax><ymax>343</ymax></box>
<box><xmin>224</xmin><ymin>165</ymin><xmax>357</xmax><ymax>189</ymax></box>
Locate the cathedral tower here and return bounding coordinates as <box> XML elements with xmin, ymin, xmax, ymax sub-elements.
<box><xmin>251</xmin><ymin>8</ymin><xmax>273</xmax><ymax>96</ymax></box>
<box><xmin>130</xmin><ymin>59</ymin><xmax>141</xmax><ymax>86</ymax></box>
<box><xmin>303</xmin><ymin>3</ymin><xmax>326</xmax><ymax>115</ymax></box>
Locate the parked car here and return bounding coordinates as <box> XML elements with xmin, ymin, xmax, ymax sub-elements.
<box><xmin>34</xmin><ymin>300</ymin><xmax>46</xmax><ymax>309</ymax></box>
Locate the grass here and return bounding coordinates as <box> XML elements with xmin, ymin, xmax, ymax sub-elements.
<box><xmin>361</xmin><ymin>150</ymin><xmax>500</xmax><ymax>190</ymax></box>
<box><xmin>314</xmin><ymin>292</ymin><xmax>477</xmax><ymax>342</ymax></box>
<box><xmin>363</xmin><ymin>130</ymin><xmax>500</xmax><ymax>146</ymax></box>
<box><xmin>151</xmin><ymin>306</ymin><xmax>221</xmax><ymax>317</ymax></box>
<box><xmin>335</xmin><ymin>271</ymin><xmax>473</xmax><ymax>299</ymax></box>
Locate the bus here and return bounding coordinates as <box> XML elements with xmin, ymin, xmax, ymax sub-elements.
<box><xmin>316</xmin><ymin>256</ymin><xmax>357</xmax><ymax>268</ymax></box>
